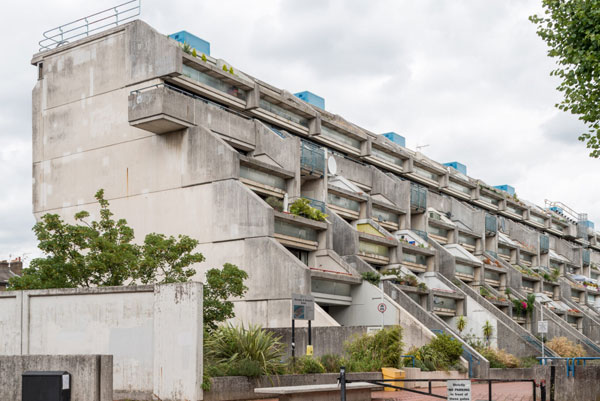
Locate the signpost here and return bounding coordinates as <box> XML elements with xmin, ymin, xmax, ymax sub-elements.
<box><xmin>377</xmin><ymin>303</ymin><xmax>387</xmax><ymax>313</ymax></box>
<box><xmin>291</xmin><ymin>293</ymin><xmax>315</xmax><ymax>359</ymax></box>
<box><xmin>539</xmin><ymin>320</ymin><xmax>548</xmax><ymax>359</ymax></box>
<box><xmin>447</xmin><ymin>379</ymin><xmax>471</xmax><ymax>401</ymax></box>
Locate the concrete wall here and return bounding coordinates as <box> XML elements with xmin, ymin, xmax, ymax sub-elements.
<box><xmin>0</xmin><ymin>354</ymin><xmax>112</xmax><ymax>401</ymax></box>
<box><xmin>0</xmin><ymin>283</ymin><xmax>203</xmax><ymax>401</ymax></box>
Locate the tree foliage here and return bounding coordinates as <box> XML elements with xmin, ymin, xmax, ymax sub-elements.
<box><xmin>10</xmin><ymin>190</ymin><xmax>208</xmax><ymax>290</ymax></box>
<box><xmin>530</xmin><ymin>1</ymin><xmax>600</xmax><ymax>157</ymax></box>
<box><xmin>203</xmin><ymin>263</ymin><xmax>248</xmax><ymax>332</ymax></box>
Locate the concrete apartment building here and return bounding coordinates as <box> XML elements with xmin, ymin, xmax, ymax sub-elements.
<box><xmin>31</xmin><ymin>19</ymin><xmax>600</xmax><ymax>371</ymax></box>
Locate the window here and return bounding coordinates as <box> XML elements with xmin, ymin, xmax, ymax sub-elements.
<box><xmin>427</xmin><ymin>225</ymin><xmax>448</xmax><ymax>237</ymax></box>
<box><xmin>480</xmin><ymin>195</ymin><xmax>500</xmax><ymax>206</ymax></box>
<box><xmin>433</xmin><ymin>296</ymin><xmax>456</xmax><ymax>310</ymax></box>
<box><xmin>448</xmin><ymin>180</ymin><xmax>472</xmax><ymax>195</ymax></box>
<box><xmin>259</xmin><ymin>99</ymin><xmax>309</xmax><ymax>127</ymax></box>
<box><xmin>371</xmin><ymin>147</ymin><xmax>403</xmax><ymax>167</ymax></box>
<box><xmin>327</xmin><ymin>193</ymin><xmax>361</xmax><ymax>212</ymax></box>
<box><xmin>521</xmin><ymin>253</ymin><xmax>533</xmax><ymax>263</ymax></box>
<box><xmin>275</xmin><ymin>220</ymin><xmax>318</xmax><ymax>242</ymax></box>
<box><xmin>507</xmin><ymin>205</ymin><xmax>523</xmax><ymax>216</ymax></box>
<box><xmin>485</xmin><ymin>270</ymin><xmax>501</xmax><ymax>282</ymax></box>
<box><xmin>182</xmin><ymin>64</ymin><xmax>247</xmax><ymax>100</ymax></box>
<box><xmin>455</xmin><ymin>263</ymin><xmax>474</xmax><ymax>276</ymax></box>
<box><xmin>543</xmin><ymin>283</ymin><xmax>554</xmax><ymax>293</ymax></box>
<box><xmin>498</xmin><ymin>246</ymin><xmax>511</xmax><ymax>256</ymax></box>
<box><xmin>372</xmin><ymin>208</ymin><xmax>398</xmax><ymax>225</ymax></box>
<box><xmin>359</xmin><ymin>241</ymin><xmax>389</xmax><ymax>257</ymax></box>
<box><xmin>530</xmin><ymin>214</ymin><xmax>546</xmax><ymax>224</ymax></box>
<box><xmin>458</xmin><ymin>234</ymin><xmax>476</xmax><ymax>246</ymax></box>
<box><xmin>550</xmin><ymin>261</ymin><xmax>562</xmax><ymax>270</ymax></box>
<box><xmin>311</xmin><ymin>279</ymin><xmax>351</xmax><ymax>297</ymax></box>
<box><xmin>240</xmin><ymin>165</ymin><xmax>286</xmax><ymax>190</ymax></box>
<box><xmin>413</xmin><ymin>166</ymin><xmax>438</xmax><ymax>182</ymax></box>
<box><xmin>402</xmin><ymin>252</ymin><xmax>427</xmax><ymax>266</ymax></box>
<box><xmin>287</xmin><ymin>248</ymin><xmax>309</xmax><ymax>265</ymax></box>
<box><xmin>321</xmin><ymin>125</ymin><xmax>361</xmax><ymax>149</ymax></box>
<box><xmin>522</xmin><ymin>281</ymin><xmax>534</xmax><ymax>290</ymax></box>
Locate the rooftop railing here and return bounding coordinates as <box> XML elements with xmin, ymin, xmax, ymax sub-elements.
<box><xmin>39</xmin><ymin>0</ymin><xmax>141</xmax><ymax>51</ymax></box>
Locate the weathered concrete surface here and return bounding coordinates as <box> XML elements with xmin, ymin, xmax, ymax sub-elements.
<box><xmin>0</xmin><ymin>354</ymin><xmax>112</xmax><ymax>401</ymax></box>
<box><xmin>489</xmin><ymin>365</ymin><xmax>600</xmax><ymax>401</ymax></box>
<box><xmin>204</xmin><ymin>372</ymin><xmax>382</xmax><ymax>401</ymax></box>
<box><xmin>0</xmin><ymin>283</ymin><xmax>204</xmax><ymax>400</ymax></box>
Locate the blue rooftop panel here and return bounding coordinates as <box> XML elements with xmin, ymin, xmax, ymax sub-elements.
<box><xmin>494</xmin><ymin>185</ymin><xmax>515</xmax><ymax>196</ymax></box>
<box><xmin>443</xmin><ymin>162</ymin><xmax>467</xmax><ymax>175</ymax></box>
<box><xmin>169</xmin><ymin>31</ymin><xmax>210</xmax><ymax>56</ymax></box>
<box><xmin>294</xmin><ymin>91</ymin><xmax>325</xmax><ymax>109</ymax></box>
<box><xmin>382</xmin><ymin>132</ymin><xmax>406</xmax><ymax>148</ymax></box>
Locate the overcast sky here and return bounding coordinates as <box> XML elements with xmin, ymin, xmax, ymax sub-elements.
<box><xmin>1</xmin><ymin>0</ymin><xmax>598</xmax><ymax>263</ymax></box>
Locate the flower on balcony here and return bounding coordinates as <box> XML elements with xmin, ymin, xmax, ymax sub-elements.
<box><xmin>522</xmin><ymin>301</ymin><xmax>528</xmax><ymax>310</ymax></box>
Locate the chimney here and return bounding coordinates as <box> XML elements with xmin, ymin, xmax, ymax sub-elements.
<box><xmin>9</xmin><ymin>259</ymin><xmax>23</xmax><ymax>276</ymax></box>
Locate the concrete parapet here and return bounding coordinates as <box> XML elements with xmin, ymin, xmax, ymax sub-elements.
<box><xmin>0</xmin><ymin>354</ymin><xmax>112</xmax><ymax>401</ymax></box>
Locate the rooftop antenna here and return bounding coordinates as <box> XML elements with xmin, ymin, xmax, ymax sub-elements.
<box><xmin>416</xmin><ymin>144</ymin><xmax>430</xmax><ymax>152</ymax></box>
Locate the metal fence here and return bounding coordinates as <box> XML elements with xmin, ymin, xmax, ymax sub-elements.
<box><xmin>410</xmin><ymin>183</ymin><xmax>427</xmax><ymax>211</ymax></box>
<box><xmin>300</xmin><ymin>140</ymin><xmax>325</xmax><ymax>176</ymax></box>
<box><xmin>39</xmin><ymin>0</ymin><xmax>141</xmax><ymax>51</ymax></box>
<box><xmin>485</xmin><ymin>214</ymin><xmax>497</xmax><ymax>235</ymax></box>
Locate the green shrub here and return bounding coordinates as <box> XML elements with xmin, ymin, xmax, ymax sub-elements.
<box><xmin>289</xmin><ymin>198</ymin><xmax>327</xmax><ymax>221</ymax></box>
<box><xmin>430</xmin><ymin>333</ymin><xmax>463</xmax><ymax>366</ymax></box>
<box><xmin>265</xmin><ymin>196</ymin><xmax>284</xmax><ymax>212</ymax></box>
<box><xmin>226</xmin><ymin>358</ymin><xmax>263</xmax><ymax>377</ymax></box>
<box><xmin>320</xmin><ymin>354</ymin><xmax>344</xmax><ymax>373</ymax></box>
<box><xmin>361</xmin><ymin>271</ymin><xmax>380</xmax><ymax>286</ymax></box>
<box><xmin>192</xmin><ymin>48</ymin><xmax>197</xmax><ymax>57</ymax></box>
<box><xmin>205</xmin><ymin>325</ymin><xmax>286</xmax><ymax>377</ymax></box>
<box><xmin>290</xmin><ymin>356</ymin><xmax>326</xmax><ymax>374</ymax></box>
<box><xmin>201</xmin><ymin>53</ymin><xmax>207</xmax><ymax>62</ymax></box>
<box><xmin>344</xmin><ymin>326</ymin><xmax>403</xmax><ymax>372</ymax></box>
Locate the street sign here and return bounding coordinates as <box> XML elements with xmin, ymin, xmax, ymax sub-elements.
<box><xmin>447</xmin><ymin>379</ymin><xmax>471</xmax><ymax>401</ymax></box>
<box><xmin>292</xmin><ymin>293</ymin><xmax>315</xmax><ymax>320</ymax></box>
<box><xmin>538</xmin><ymin>320</ymin><xmax>548</xmax><ymax>334</ymax></box>
<box><xmin>377</xmin><ymin>303</ymin><xmax>387</xmax><ymax>313</ymax></box>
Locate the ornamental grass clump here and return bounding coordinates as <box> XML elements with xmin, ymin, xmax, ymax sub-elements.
<box><xmin>344</xmin><ymin>326</ymin><xmax>403</xmax><ymax>372</ymax></box>
<box><xmin>546</xmin><ymin>337</ymin><xmax>586</xmax><ymax>358</ymax></box>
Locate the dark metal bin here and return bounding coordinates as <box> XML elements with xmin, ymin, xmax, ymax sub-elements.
<box><xmin>22</xmin><ymin>371</ymin><xmax>70</xmax><ymax>401</ymax></box>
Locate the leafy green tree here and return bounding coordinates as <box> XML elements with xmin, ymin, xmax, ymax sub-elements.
<box><xmin>530</xmin><ymin>1</ymin><xmax>600</xmax><ymax>157</ymax></box>
<box><xmin>203</xmin><ymin>263</ymin><xmax>249</xmax><ymax>332</ymax></box>
<box><xmin>10</xmin><ymin>190</ymin><xmax>219</xmax><ymax>290</ymax></box>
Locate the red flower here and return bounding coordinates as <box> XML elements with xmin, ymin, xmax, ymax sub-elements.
<box><xmin>522</xmin><ymin>301</ymin><xmax>528</xmax><ymax>309</ymax></box>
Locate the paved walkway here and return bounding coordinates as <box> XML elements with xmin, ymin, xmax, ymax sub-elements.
<box><xmin>372</xmin><ymin>381</ymin><xmax>535</xmax><ymax>401</ymax></box>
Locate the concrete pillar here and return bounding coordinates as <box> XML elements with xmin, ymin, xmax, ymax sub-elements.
<box><xmin>153</xmin><ymin>282</ymin><xmax>203</xmax><ymax>401</ymax></box>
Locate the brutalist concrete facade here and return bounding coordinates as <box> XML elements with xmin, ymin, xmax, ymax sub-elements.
<box><xmin>30</xmin><ymin>19</ymin><xmax>600</xmax><ymax>365</ymax></box>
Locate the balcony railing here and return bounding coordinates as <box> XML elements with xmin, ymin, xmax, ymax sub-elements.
<box><xmin>412</xmin><ymin>229</ymin><xmax>429</xmax><ymax>242</ymax></box>
<box><xmin>300</xmin><ymin>140</ymin><xmax>325</xmax><ymax>176</ymax></box>
<box><xmin>305</xmin><ymin>197</ymin><xmax>326</xmax><ymax>213</ymax></box>
<box><xmin>485</xmin><ymin>214</ymin><xmax>497</xmax><ymax>235</ymax></box>
<box><xmin>410</xmin><ymin>183</ymin><xmax>427</xmax><ymax>211</ymax></box>
<box><xmin>540</xmin><ymin>234</ymin><xmax>549</xmax><ymax>254</ymax></box>
<box><xmin>582</xmin><ymin>249</ymin><xmax>591</xmax><ymax>266</ymax></box>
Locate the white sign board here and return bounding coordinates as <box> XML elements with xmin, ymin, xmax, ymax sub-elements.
<box><xmin>292</xmin><ymin>293</ymin><xmax>315</xmax><ymax>320</ymax></box>
<box><xmin>447</xmin><ymin>379</ymin><xmax>471</xmax><ymax>401</ymax></box>
<box><xmin>538</xmin><ymin>320</ymin><xmax>548</xmax><ymax>334</ymax></box>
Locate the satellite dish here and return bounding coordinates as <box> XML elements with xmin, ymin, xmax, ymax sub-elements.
<box><xmin>327</xmin><ymin>156</ymin><xmax>337</xmax><ymax>175</ymax></box>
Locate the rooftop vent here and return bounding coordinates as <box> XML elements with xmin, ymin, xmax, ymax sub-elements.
<box><xmin>169</xmin><ymin>31</ymin><xmax>210</xmax><ymax>56</ymax></box>
<box><xmin>443</xmin><ymin>161</ymin><xmax>467</xmax><ymax>175</ymax></box>
<box><xmin>382</xmin><ymin>132</ymin><xmax>406</xmax><ymax>148</ymax></box>
<box><xmin>494</xmin><ymin>185</ymin><xmax>515</xmax><ymax>196</ymax></box>
<box><xmin>294</xmin><ymin>91</ymin><xmax>325</xmax><ymax>109</ymax></box>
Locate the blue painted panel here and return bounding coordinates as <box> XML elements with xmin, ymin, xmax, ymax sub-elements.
<box><xmin>294</xmin><ymin>91</ymin><xmax>325</xmax><ymax>109</ymax></box>
<box><xmin>169</xmin><ymin>31</ymin><xmax>210</xmax><ymax>56</ymax></box>
<box><xmin>382</xmin><ymin>132</ymin><xmax>406</xmax><ymax>147</ymax></box>
<box><xmin>443</xmin><ymin>161</ymin><xmax>467</xmax><ymax>175</ymax></box>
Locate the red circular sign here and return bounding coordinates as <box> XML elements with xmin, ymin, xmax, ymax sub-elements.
<box><xmin>377</xmin><ymin>303</ymin><xmax>387</xmax><ymax>313</ymax></box>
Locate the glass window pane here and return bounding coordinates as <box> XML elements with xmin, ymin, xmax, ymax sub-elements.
<box><xmin>311</xmin><ymin>279</ymin><xmax>351</xmax><ymax>297</ymax></box>
<box><xmin>359</xmin><ymin>241</ymin><xmax>389</xmax><ymax>257</ymax></box>
<box><xmin>372</xmin><ymin>147</ymin><xmax>403</xmax><ymax>167</ymax></box>
<box><xmin>321</xmin><ymin>125</ymin><xmax>361</xmax><ymax>149</ymax></box>
<box><xmin>259</xmin><ymin>99</ymin><xmax>309</xmax><ymax>127</ymax></box>
<box><xmin>455</xmin><ymin>263</ymin><xmax>474</xmax><ymax>275</ymax></box>
<box><xmin>327</xmin><ymin>193</ymin><xmax>361</xmax><ymax>212</ymax></box>
<box><xmin>182</xmin><ymin>64</ymin><xmax>247</xmax><ymax>100</ymax></box>
<box><xmin>240</xmin><ymin>165</ymin><xmax>286</xmax><ymax>190</ymax></box>
<box><xmin>402</xmin><ymin>252</ymin><xmax>427</xmax><ymax>265</ymax></box>
<box><xmin>372</xmin><ymin>207</ymin><xmax>398</xmax><ymax>224</ymax></box>
<box><xmin>414</xmin><ymin>166</ymin><xmax>438</xmax><ymax>181</ymax></box>
<box><xmin>275</xmin><ymin>219</ymin><xmax>318</xmax><ymax>241</ymax></box>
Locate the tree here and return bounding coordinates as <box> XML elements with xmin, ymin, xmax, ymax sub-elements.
<box><xmin>530</xmin><ymin>1</ymin><xmax>600</xmax><ymax>157</ymax></box>
<box><xmin>203</xmin><ymin>263</ymin><xmax>248</xmax><ymax>332</ymax></box>
<box><xmin>11</xmin><ymin>190</ymin><xmax>208</xmax><ymax>289</ymax></box>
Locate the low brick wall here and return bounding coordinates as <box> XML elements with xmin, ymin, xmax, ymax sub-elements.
<box><xmin>404</xmin><ymin>368</ymin><xmax>467</xmax><ymax>389</ymax></box>
<box><xmin>204</xmin><ymin>372</ymin><xmax>383</xmax><ymax>401</ymax></box>
<box><xmin>0</xmin><ymin>354</ymin><xmax>112</xmax><ymax>401</ymax></box>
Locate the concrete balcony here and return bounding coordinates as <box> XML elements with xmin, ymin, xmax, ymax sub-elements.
<box><xmin>128</xmin><ymin>84</ymin><xmax>195</xmax><ymax>134</ymax></box>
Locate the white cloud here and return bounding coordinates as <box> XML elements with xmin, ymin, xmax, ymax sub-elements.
<box><xmin>0</xmin><ymin>0</ymin><xmax>598</xmax><ymax>257</ymax></box>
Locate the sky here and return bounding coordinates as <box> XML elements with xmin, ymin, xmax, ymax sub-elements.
<box><xmin>0</xmin><ymin>0</ymin><xmax>598</xmax><ymax>263</ymax></box>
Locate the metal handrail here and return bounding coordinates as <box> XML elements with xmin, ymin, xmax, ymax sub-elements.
<box><xmin>400</xmin><ymin>355</ymin><xmax>415</xmax><ymax>368</ymax></box>
<box><xmin>39</xmin><ymin>0</ymin><xmax>141</xmax><ymax>51</ymax></box>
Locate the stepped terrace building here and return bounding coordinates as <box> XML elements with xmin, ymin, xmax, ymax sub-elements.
<box><xmin>31</xmin><ymin>19</ymin><xmax>600</xmax><ymax>376</ymax></box>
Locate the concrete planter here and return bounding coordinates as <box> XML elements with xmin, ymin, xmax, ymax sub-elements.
<box><xmin>204</xmin><ymin>372</ymin><xmax>382</xmax><ymax>401</ymax></box>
